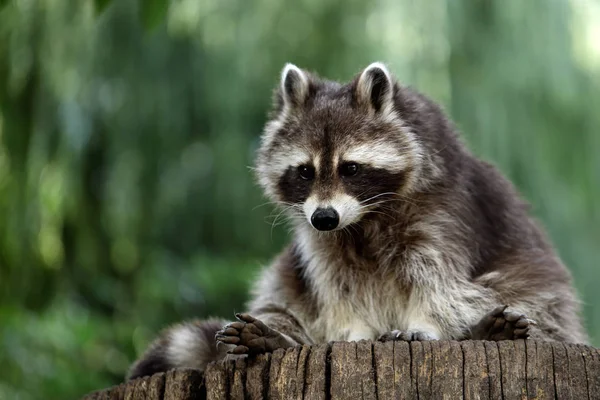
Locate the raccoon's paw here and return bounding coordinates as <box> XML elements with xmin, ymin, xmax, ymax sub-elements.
<box><xmin>378</xmin><ymin>329</ymin><xmax>439</xmax><ymax>342</ymax></box>
<box><xmin>471</xmin><ymin>305</ymin><xmax>537</xmax><ymax>341</ymax></box>
<box><xmin>215</xmin><ymin>313</ymin><xmax>291</xmax><ymax>355</ymax></box>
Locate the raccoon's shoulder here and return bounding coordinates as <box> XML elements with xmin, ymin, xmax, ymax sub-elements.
<box><xmin>249</xmin><ymin>243</ymin><xmax>318</xmax><ymax>317</ymax></box>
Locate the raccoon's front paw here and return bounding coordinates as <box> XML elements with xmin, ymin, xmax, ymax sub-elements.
<box><xmin>378</xmin><ymin>329</ymin><xmax>439</xmax><ymax>342</ymax></box>
<box><xmin>215</xmin><ymin>313</ymin><xmax>291</xmax><ymax>355</ymax></box>
<box><xmin>471</xmin><ymin>305</ymin><xmax>536</xmax><ymax>341</ymax></box>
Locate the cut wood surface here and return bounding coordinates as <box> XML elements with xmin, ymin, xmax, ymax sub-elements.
<box><xmin>82</xmin><ymin>340</ymin><xmax>600</xmax><ymax>399</ymax></box>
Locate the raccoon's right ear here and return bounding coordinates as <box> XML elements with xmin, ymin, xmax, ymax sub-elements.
<box><xmin>356</xmin><ymin>62</ymin><xmax>395</xmax><ymax>114</ymax></box>
<box><xmin>279</xmin><ymin>63</ymin><xmax>310</xmax><ymax>109</ymax></box>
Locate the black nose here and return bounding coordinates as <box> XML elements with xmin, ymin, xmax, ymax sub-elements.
<box><xmin>311</xmin><ymin>207</ymin><xmax>339</xmax><ymax>231</ymax></box>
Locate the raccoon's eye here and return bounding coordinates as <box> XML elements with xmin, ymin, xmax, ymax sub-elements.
<box><xmin>339</xmin><ymin>162</ymin><xmax>359</xmax><ymax>177</ymax></box>
<box><xmin>297</xmin><ymin>164</ymin><xmax>315</xmax><ymax>180</ymax></box>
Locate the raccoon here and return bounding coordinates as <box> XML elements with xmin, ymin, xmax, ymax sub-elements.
<box><xmin>128</xmin><ymin>62</ymin><xmax>588</xmax><ymax>380</ymax></box>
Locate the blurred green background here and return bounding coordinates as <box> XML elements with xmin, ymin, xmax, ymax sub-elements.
<box><xmin>0</xmin><ymin>0</ymin><xmax>599</xmax><ymax>398</ymax></box>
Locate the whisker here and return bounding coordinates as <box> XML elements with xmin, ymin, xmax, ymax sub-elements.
<box><xmin>358</xmin><ymin>192</ymin><xmax>400</xmax><ymax>204</ymax></box>
<box><xmin>431</xmin><ymin>144</ymin><xmax>450</xmax><ymax>156</ymax></box>
<box><xmin>254</xmin><ymin>200</ymin><xmax>298</xmax><ymax>211</ymax></box>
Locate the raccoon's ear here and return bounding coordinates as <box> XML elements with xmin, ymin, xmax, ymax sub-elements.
<box><xmin>356</xmin><ymin>62</ymin><xmax>394</xmax><ymax>113</ymax></box>
<box><xmin>280</xmin><ymin>63</ymin><xmax>310</xmax><ymax>108</ymax></box>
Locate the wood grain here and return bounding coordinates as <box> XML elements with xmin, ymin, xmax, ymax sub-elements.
<box><xmin>82</xmin><ymin>340</ymin><xmax>600</xmax><ymax>399</ymax></box>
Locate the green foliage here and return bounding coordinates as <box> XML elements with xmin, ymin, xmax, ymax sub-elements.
<box><xmin>140</xmin><ymin>0</ymin><xmax>168</xmax><ymax>30</ymax></box>
<box><xmin>93</xmin><ymin>0</ymin><xmax>112</xmax><ymax>15</ymax></box>
<box><xmin>0</xmin><ymin>0</ymin><xmax>599</xmax><ymax>398</ymax></box>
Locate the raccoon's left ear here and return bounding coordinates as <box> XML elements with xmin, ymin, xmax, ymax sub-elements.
<box><xmin>280</xmin><ymin>63</ymin><xmax>310</xmax><ymax>109</ymax></box>
<box><xmin>356</xmin><ymin>62</ymin><xmax>395</xmax><ymax>113</ymax></box>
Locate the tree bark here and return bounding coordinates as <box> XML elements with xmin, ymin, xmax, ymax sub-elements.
<box><xmin>82</xmin><ymin>340</ymin><xmax>600</xmax><ymax>399</ymax></box>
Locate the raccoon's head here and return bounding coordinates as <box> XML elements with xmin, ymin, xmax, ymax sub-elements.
<box><xmin>256</xmin><ymin>62</ymin><xmax>425</xmax><ymax>232</ymax></box>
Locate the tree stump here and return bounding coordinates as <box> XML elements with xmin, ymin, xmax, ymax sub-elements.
<box><xmin>82</xmin><ymin>340</ymin><xmax>600</xmax><ymax>399</ymax></box>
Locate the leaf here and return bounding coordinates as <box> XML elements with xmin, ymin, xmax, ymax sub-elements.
<box><xmin>140</xmin><ymin>0</ymin><xmax>168</xmax><ymax>31</ymax></box>
<box><xmin>93</xmin><ymin>0</ymin><xmax>112</xmax><ymax>16</ymax></box>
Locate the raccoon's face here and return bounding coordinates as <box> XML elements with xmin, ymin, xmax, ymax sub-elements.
<box><xmin>256</xmin><ymin>62</ymin><xmax>423</xmax><ymax>232</ymax></box>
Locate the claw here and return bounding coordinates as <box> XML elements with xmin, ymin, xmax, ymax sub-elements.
<box><xmin>235</xmin><ymin>313</ymin><xmax>256</xmax><ymax>323</ymax></box>
<box><xmin>378</xmin><ymin>330</ymin><xmax>437</xmax><ymax>342</ymax></box>
<box><xmin>491</xmin><ymin>305</ymin><xmax>509</xmax><ymax>316</ymax></box>
<box><xmin>226</xmin><ymin>322</ymin><xmax>245</xmax><ymax>330</ymax></box>
<box><xmin>216</xmin><ymin>335</ymin><xmax>240</xmax><ymax>344</ymax></box>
